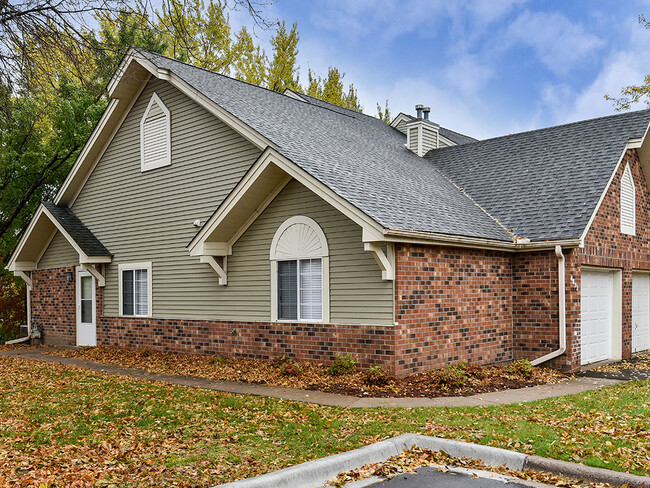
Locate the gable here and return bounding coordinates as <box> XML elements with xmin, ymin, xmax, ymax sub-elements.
<box><xmin>583</xmin><ymin>149</ymin><xmax>650</xmax><ymax>252</ymax></box>
<box><xmin>38</xmin><ymin>232</ymin><xmax>78</xmax><ymax>269</ymax></box>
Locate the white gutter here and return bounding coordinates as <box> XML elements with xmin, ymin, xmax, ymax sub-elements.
<box><xmin>531</xmin><ymin>245</ymin><xmax>566</xmax><ymax>366</ymax></box>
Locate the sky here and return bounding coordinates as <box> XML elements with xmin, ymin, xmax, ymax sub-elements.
<box><xmin>230</xmin><ymin>0</ymin><xmax>650</xmax><ymax>139</ymax></box>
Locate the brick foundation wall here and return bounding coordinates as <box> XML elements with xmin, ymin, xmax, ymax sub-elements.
<box><xmin>394</xmin><ymin>244</ymin><xmax>513</xmax><ymax>375</ymax></box>
<box><xmin>31</xmin><ymin>266</ymin><xmax>76</xmax><ymax>345</ymax></box>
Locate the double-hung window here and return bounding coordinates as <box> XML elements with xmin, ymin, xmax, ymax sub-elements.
<box><xmin>271</xmin><ymin>216</ymin><xmax>329</xmax><ymax>322</ymax></box>
<box><xmin>278</xmin><ymin>258</ymin><xmax>323</xmax><ymax>320</ymax></box>
<box><xmin>119</xmin><ymin>263</ymin><xmax>152</xmax><ymax>317</ymax></box>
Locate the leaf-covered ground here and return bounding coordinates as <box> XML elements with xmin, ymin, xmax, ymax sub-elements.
<box><xmin>593</xmin><ymin>350</ymin><xmax>650</xmax><ymax>372</ymax></box>
<box><xmin>1</xmin><ymin>355</ymin><xmax>649</xmax><ymax>487</ymax></box>
<box><xmin>50</xmin><ymin>346</ymin><xmax>565</xmax><ymax>398</ymax></box>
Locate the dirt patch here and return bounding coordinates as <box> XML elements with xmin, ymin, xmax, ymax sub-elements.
<box><xmin>45</xmin><ymin>346</ymin><xmax>567</xmax><ymax>398</ymax></box>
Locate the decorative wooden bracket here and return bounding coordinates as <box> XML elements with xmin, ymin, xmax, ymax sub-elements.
<box><xmin>80</xmin><ymin>263</ymin><xmax>105</xmax><ymax>287</ymax></box>
<box><xmin>364</xmin><ymin>242</ymin><xmax>395</xmax><ymax>280</ymax></box>
<box><xmin>14</xmin><ymin>270</ymin><xmax>32</xmax><ymax>288</ymax></box>
<box><xmin>200</xmin><ymin>255</ymin><xmax>227</xmax><ymax>285</ymax></box>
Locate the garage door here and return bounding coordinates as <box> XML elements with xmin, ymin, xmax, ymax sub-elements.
<box><xmin>581</xmin><ymin>270</ymin><xmax>613</xmax><ymax>365</ymax></box>
<box><xmin>633</xmin><ymin>273</ymin><xmax>650</xmax><ymax>353</ymax></box>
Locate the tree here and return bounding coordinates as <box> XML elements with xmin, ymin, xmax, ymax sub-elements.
<box><xmin>606</xmin><ymin>14</ymin><xmax>650</xmax><ymax>110</ymax></box>
<box><xmin>232</xmin><ymin>26</ymin><xmax>267</xmax><ymax>85</ymax></box>
<box><xmin>305</xmin><ymin>67</ymin><xmax>362</xmax><ymax>111</ymax></box>
<box><xmin>267</xmin><ymin>21</ymin><xmax>300</xmax><ymax>92</ymax></box>
<box><xmin>376</xmin><ymin>100</ymin><xmax>391</xmax><ymax>123</ymax></box>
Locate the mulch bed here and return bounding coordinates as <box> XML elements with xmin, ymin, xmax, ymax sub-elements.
<box><xmin>47</xmin><ymin>346</ymin><xmax>567</xmax><ymax>398</ymax></box>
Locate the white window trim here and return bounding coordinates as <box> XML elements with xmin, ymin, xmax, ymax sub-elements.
<box><xmin>620</xmin><ymin>163</ymin><xmax>636</xmax><ymax>236</ymax></box>
<box><xmin>118</xmin><ymin>261</ymin><xmax>153</xmax><ymax>317</ymax></box>
<box><xmin>140</xmin><ymin>92</ymin><xmax>171</xmax><ymax>172</ymax></box>
<box><xmin>270</xmin><ymin>216</ymin><xmax>329</xmax><ymax>323</ymax></box>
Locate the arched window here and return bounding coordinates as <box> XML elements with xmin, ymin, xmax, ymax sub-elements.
<box><xmin>140</xmin><ymin>93</ymin><xmax>171</xmax><ymax>172</ymax></box>
<box><xmin>620</xmin><ymin>163</ymin><xmax>636</xmax><ymax>235</ymax></box>
<box><xmin>270</xmin><ymin>216</ymin><xmax>329</xmax><ymax>322</ymax></box>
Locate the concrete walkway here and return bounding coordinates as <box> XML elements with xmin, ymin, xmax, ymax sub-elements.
<box><xmin>0</xmin><ymin>348</ymin><xmax>623</xmax><ymax>408</ymax></box>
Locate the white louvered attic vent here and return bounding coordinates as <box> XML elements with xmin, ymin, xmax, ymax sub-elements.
<box><xmin>620</xmin><ymin>163</ymin><xmax>636</xmax><ymax>235</ymax></box>
<box><xmin>140</xmin><ymin>92</ymin><xmax>171</xmax><ymax>172</ymax></box>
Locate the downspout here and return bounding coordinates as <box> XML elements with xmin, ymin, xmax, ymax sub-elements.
<box><xmin>531</xmin><ymin>245</ymin><xmax>567</xmax><ymax>366</ymax></box>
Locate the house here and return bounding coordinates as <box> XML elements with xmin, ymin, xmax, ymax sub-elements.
<box><xmin>7</xmin><ymin>47</ymin><xmax>650</xmax><ymax>376</ymax></box>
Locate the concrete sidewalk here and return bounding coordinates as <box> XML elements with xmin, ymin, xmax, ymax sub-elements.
<box><xmin>0</xmin><ymin>348</ymin><xmax>623</xmax><ymax>408</ymax></box>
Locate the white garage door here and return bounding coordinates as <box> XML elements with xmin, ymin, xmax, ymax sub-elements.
<box><xmin>581</xmin><ymin>270</ymin><xmax>613</xmax><ymax>365</ymax></box>
<box><xmin>632</xmin><ymin>273</ymin><xmax>650</xmax><ymax>353</ymax></box>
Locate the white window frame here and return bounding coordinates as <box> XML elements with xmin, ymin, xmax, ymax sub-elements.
<box><xmin>118</xmin><ymin>262</ymin><xmax>153</xmax><ymax>317</ymax></box>
<box><xmin>140</xmin><ymin>92</ymin><xmax>171</xmax><ymax>172</ymax></box>
<box><xmin>270</xmin><ymin>216</ymin><xmax>329</xmax><ymax>323</ymax></box>
<box><xmin>620</xmin><ymin>163</ymin><xmax>636</xmax><ymax>236</ymax></box>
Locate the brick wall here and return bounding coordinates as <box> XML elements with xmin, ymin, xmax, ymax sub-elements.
<box><xmin>31</xmin><ymin>266</ymin><xmax>76</xmax><ymax>345</ymax></box>
<box><xmin>393</xmin><ymin>244</ymin><xmax>513</xmax><ymax>375</ymax></box>
<box><xmin>30</xmin><ymin>149</ymin><xmax>650</xmax><ymax>376</ymax></box>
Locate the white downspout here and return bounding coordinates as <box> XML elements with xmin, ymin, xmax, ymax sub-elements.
<box><xmin>531</xmin><ymin>245</ymin><xmax>567</xmax><ymax>366</ymax></box>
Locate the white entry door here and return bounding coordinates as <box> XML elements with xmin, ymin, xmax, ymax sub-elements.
<box><xmin>581</xmin><ymin>270</ymin><xmax>613</xmax><ymax>365</ymax></box>
<box><xmin>632</xmin><ymin>273</ymin><xmax>650</xmax><ymax>353</ymax></box>
<box><xmin>76</xmin><ymin>270</ymin><xmax>96</xmax><ymax>346</ymax></box>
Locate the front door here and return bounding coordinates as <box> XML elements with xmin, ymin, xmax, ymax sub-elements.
<box><xmin>76</xmin><ymin>270</ymin><xmax>96</xmax><ymax>346</ymax></box>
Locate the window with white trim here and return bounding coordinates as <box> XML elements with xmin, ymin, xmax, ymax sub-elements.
<box><xmin>620</xmin><ymin>163</ymin><xmax>636</xmax><ymax>235</ymax></box>
<box><xmin>270</xmin><ymin>216</ymin><xmax>329</xmax><ymax>322</ymax></box>
<box><xmin>119</xmin><ymin>263</ymin><xmax>152</xmax><ymax>317</ymax></box>
<box><xmin>140</xmin><ymin>93</ymin><xmax>171</xmax><ymax>172</ymax></box>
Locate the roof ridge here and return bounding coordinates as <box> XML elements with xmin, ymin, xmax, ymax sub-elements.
<box><xmin>132</xmin><ymin>48</ymin><xmax>370</xmax><ymax>122</ymax></box>
<box><xmin>440</xmin><ymin>108</ymin><xmax>650</xmax><ymax>149</ymax></box>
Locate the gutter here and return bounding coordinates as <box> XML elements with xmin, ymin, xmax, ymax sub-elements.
<box><xmin>531</xmin><ymin>245</ymin><xmax>567</xmax><ymax>366</ymax></box>
<box><xmin>382</xmin><ymin>229</ymin><xmax>580</xmax><ymax>253</ymax></box>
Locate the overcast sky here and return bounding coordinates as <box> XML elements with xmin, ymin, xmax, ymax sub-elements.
<box><xmin>231</xmin><ymin>0</ymin><xmax>650</xmax><ymax>139</ymax></box>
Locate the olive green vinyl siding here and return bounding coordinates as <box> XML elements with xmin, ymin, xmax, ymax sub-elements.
<box><xmin>37</xmin><ymin>232</ymin><xmax>78</xmax><ymax>269</ymax></box>
<box><xmin>71</xmin><ymin>78</ymin><xmax>262</xmax><ymax>318</ymax></box>
<box><xmin>230</xmin><ymin>179</ymin><xmax>394</xmax><ymax>325</ymax></box>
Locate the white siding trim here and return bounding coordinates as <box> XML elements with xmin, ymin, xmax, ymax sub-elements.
<box><xmin>620</xmin><ymin>163</ymin><xmax>636</xmax><ymax>235</ymax></box>
<box><xmin>140</xmin><ymin>92</ymin><xmax>171</xmax><ymax>172</ymax></box>
<box><xmin>118</xmin><ymin>261</ymin><xmax>153</xmax><ymax>318</ymax></box>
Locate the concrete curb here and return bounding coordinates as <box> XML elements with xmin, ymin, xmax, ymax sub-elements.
<box><xmin>216</xmin><ymin>434</ymin><xmax>650</xmax><ymax>488</ymax></box>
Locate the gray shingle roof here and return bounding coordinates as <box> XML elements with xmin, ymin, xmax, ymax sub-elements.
<box><xmin>427</xmin><ymin>110</ymin><xmax>650</xmax><ymax>240</ymax></box>
<box><xmin>42</xmin><ymin>202</ymin><xmax>111</xmax><ymax>257</ymax></box>
<box><xmin>136</xmin><ymin>49</ymin><xmax>512</xmax><ymax>241</ymax></box>
<box><xmin>134</xmin><ymin>49</ymin><xmax>650</xmax><ymax>243</ymax></box>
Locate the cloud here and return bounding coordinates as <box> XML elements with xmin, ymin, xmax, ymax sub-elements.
<box><xmin>505</xmin><ymin>10</ymin><xmax>604</xmax><ymax>75</ymax></box>
<box><xmin>309</xmin><ymin>0</ymin><xmax>526</xmax><ymax>42</ymax></box>
<box><xmin>443</xmin><ymin>55</ymin><xmax>495</xmax><ymax>95</ymax></box>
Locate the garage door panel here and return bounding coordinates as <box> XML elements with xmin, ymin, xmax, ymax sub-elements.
<box><xmin>581</xmin><ymin>270</ymin><xmax>613</xmax><ymax>365</ymax></box>
<box><xmin>633</xmin><ymin>273</ymin><xmax>650</xmax><ymax>353</ymax></box>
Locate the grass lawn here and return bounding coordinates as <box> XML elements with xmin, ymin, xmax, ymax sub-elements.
<box><xmin>1</xmin><ymin>355</ymin><xmax>649</xmax><ymax>487</ymax></box>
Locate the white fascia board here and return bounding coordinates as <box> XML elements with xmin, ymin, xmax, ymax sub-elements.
<box><xmin>40</xmin><ymin>206</ymin><xmax>92</xmax><ymax>263</ymax></box>
<box><xmin>382</xmin><ymin>228</ymin><xmax>580</xmax><ymax>252</ymax></box>
<box><xmin>578</xmin><ymin>131</ymin><xmax>650</xmax><ymax>246</ymax></box>
<box><xmin>6</xmin><ymin>204</ymin><xmax>47</xmax><ymax>271</ymax></box>
<box><xmin>188</xmin><ymin>147</ymin><xmax>386</xmax><ymax>254</ymax></box>
<box><xmin>283</xmin><ymin>89</ymin><xmax>306</xmax><ymax>102</ymax></box>
<box><xmin>107</xmin><ymin>49</ymin><xmax>159</xmax><ymax>97</ymax></box>
<box><xmin>390</xmin><ymin>112</ymin><xmax>413</xmax><ymax>129</ymax></box>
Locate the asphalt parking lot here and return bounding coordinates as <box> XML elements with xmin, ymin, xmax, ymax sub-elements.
<box><xmin>365</xmin><ymin>466</ymin><xmax>550</xmax><ymax>487</ymax></box>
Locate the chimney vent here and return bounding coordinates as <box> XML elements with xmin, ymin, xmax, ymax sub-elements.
<box><xmin>422</xmin><ymin>107</ymin><xmax>430</xmax><ymax>120</ymax></box>
<box><xmin>415</xmin><ymin>104</ymin><xmax>424</xmax><ymax>119</ymax></box>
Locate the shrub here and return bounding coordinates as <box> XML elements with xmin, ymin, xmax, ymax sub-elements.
<box><xmin>365</xmin><ymin>365</ymin><xmax>389</xmax><ymax>386</ymax></box>
<box><xmin>436</xmin><ymin>363</ymin><xmax>468</xmax><ymax>389</ymax></box>
<box><xmin>326</xmin><ymin>354</ymin><xmax>357</xmax><ymax>376</ymax></box>
<box><xmin>465</xmin><ymin>363</ymin><xmax>486</xmax><ymax>380</ymax></box>
<box><xmin>208</xmin><ymin>356</ymin><xmax>227</xmax><ymax>365</ymax></box>
<box><xmin>280</xmin><ymin>361</ymin><xmax>302</xmax><ymax>377</ymax></box>
<box><xmin>508</xmin><ymin>359</ymin><xmax>533</xmax><ymax>378</ymax></box>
